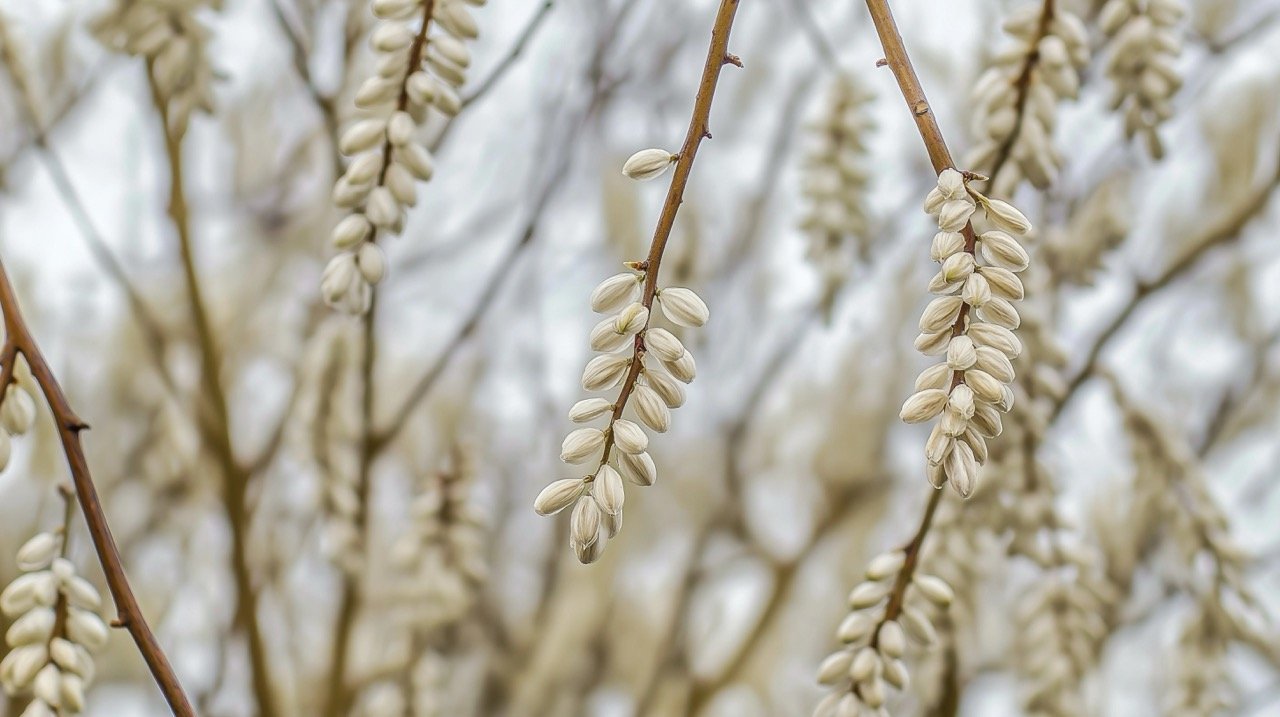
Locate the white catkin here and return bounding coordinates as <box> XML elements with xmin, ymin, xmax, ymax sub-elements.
<box><xmin>1</xmin><ymin>534</ymin><xmax>109</xmax><ymax>715</ymax></box>
<box><xmin>91</xmin><ymin>0</ymin><xmax>218</xmax><ymax>136</ymax></box>
<box><xmin>903</xmin><ymin>169</ymin><xmax>1032</xmax><ymax>497</ymax></box>
<box><xmin>798</xmin><ymin>73</ymin><xmax>874</xmax><ymax>315</ymax></box>
<box><xmin>1100</xmin><ymin>0</ymin><xmax>1185</xmax><ymax>158</ymax></box>
<box><xmin>813</xmin><ymin>548</ymin><xmax>956</xmax><ymax>716</ymax></box>
<box><xmin>533</xmin><ymin>264</ymin><xmax>710</xmax><ymax>563</ymax></box>
<box><xmin>322</xmin><ymin>0</ymin><xmax>487</xmax><ymax>314</ymax></box>
<box><xmin>965</xmin><ymin>2</ymin><xmax>1090</xmax><ymax>197</ymax></box>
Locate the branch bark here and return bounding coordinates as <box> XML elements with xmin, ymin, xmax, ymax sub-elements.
<box><xmin>0</xmin><ymin>258</ymin><xmax>196</xmax><ymax>716</ymax></box>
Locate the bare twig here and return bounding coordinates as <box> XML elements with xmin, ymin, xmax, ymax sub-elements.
<box><xmin>1050</xmin><ymin>148</ymin><xmax>1280</xmax><ymax>424</ymax></box>
<box><xmin>0</xmin><ymin>258</ymin><xmax>196</xmax><ymax>716</ymax></box>
<box><xmin>462</xmin><ymin>0</ymin><xmax>556</xmax><ymax>107</ymax></box>
<box><xmin>588</xmin><ymin>0</ymin><xmax>744</xmax><ymax>475</ymax></box>
<box><xmin>147</xmin><ymin>65</ymin><xmax>281</xmax><ymax>717</ymax></box>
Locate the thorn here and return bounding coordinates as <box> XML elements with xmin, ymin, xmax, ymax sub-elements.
<box><xmin>876</xmin><ymin>58</ymin><xmax>888</xmax><ymax>67</ymax></box>
<box><xmin>724</xmin><ymin>53</ymin><xmax>743</xmax><ymax>68</ymax></box>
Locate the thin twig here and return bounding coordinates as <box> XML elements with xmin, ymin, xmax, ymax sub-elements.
<box><xmin>462</xmin><ymin>0</ymin><xmax>556</xmax><ymax>107</ymax></box>
<box><xmin>1049</xmin><ymin>148</ymin><xmax>1280</xmax><ymax>425</ymax></box>
<box><xmin>0</xmin><ymin>258</ymin><xmax>196</xmax><ymax>716</ymax></box>
<box><xmin>589</xmin><ymin>0</ymin><xmax>744</xmax><ymax>476</ymax></box>
<box><xmin>147</xmin><ymin>66</ymin><xmax>281</xmax><ymax>717</ymax></box>
<box><xmin>858</xmin><ymin>0</ymin><xmax>960</xmax><ymax>651</ymax></box>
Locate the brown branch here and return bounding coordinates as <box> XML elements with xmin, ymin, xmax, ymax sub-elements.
<box><xmin>461</xmin><ymin>0</ymin><xmax>556</xmax><ymax>107</ymax></box>
<box><xmin>0</xmin><ymin>258</ymin><xmax>196</xmax><ymax>715</ymax></box>
<box><xmin>1049</xmin><ymin>147</ymin><xmax>1280</xmax><ymax>425</ymax></box>
<box><xmin>984</xmin><ymin>0</ymin><xmax>1056</xmax><ymax>185</ymax></box>
<box><xmin>855</xmin><ymin>0</ymin><xmax>959</xmax><ymax>667</ymax></box>
<box><xmin>588</xmin><ymin>0</ymin><xmax>744</xmax><ymax>479</ymax></box>
<box><xmin>147</xmin><ymin>66</ymin><xmax>280</xmax><ymax>717</ymax></box>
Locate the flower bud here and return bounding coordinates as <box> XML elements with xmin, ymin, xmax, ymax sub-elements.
<box><xmin>622</xmin><ymin>148</ymin><xmax>676</xmax><ymax>181</ymax></box>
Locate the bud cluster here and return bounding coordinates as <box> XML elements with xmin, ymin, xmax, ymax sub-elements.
<box><xmin>965</xmin><ymin>3</ymin><xmax>1089</xmax><ymax>196</ymax></box>
<box><xmin>91</xmin><ymin>0</ymin><xmax>216</xmax><ymax>135</ymax></box>
<box><xmin>0</xmin><ymin>366</ymin><xmax>38</xmax><ymax>473</ymax></box>
<box><xmin>0</xmin><ymin>532</ymin><xmax>109</xmax><ymax>716</ymax></box>
<box><xmin>1100</xmin><ymin>0</ymin><xmax>1185</xmax><ymax>158</ymax></box>
<box><xmin>322</xmin><ymin>0</ymin><xmax>485</xmax><ymax>313</ymax></box>
<box><xmin>534</xmin><ymin>267</ymin><xmax>709</xmax><ymax>564</ymax></box>
<box><xmin>390</xmin><ymin>451</ymin><xmax>488</xmax><ymax>626</ymax></box>
<box><xmin>813</xmin><ymin>549</ymin><xmax>955</xmax><ymax>716</ymax></box>
<box><xmin>799</xmin><ymin>74</ymin><xmax>874</xmax><ymax>314</ymax></box>
<box><xmin>899</xmin><ymin>169</ymin><xmax>1032</xmax><ymax>497</ymax></box>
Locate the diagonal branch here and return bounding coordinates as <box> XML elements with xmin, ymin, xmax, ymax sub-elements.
<box><xmin>0</xmin><ymin>258</ymin><xmax>196</xmax><ymax>716</ymax></box>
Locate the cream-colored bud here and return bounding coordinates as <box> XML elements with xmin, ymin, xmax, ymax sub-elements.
<box><xmin>949</xmin><ymin>384</ymin><xmax>976</xmax><ymax>419</ymax></box>
<box><xmin>937</xmin><ymin>199</ymin><xmax>975</xmax><ymax>232</ymax></box>
<box><xmin>850</xmin><ymin>648</ymin><xmax>881</xmax><ymax>685</ymax></box>
<box><xmin>589</xmin><ymin>317</ymin><xmax>633</xmax><ymax>353</ymax></box>
<box><xmin>962</xmin><ymin>272</ymin><xmax>992</xmax><ymax>307</ymax></box>
<box><xmin>644</xmin><ymin>371</ymin><xmax>686</xmax><ymax>409</ymax></box>
<box><xmin>644</xmin><ymin>328</ymin><xmax>686</xmax><ymax>363</ymax></box>
<box><xmin>900</xmin><ymin>389</ymin><xmax>947</xmax><ymax>423</ymax></box>
<box><xmin>968</xmin><ymin>322</ymin><xmax>1022</xmax><ymax>358</ymax></box>
<box><xmin>919</xmin><ymin>296</ymin><xmax>963</xmax><ymax>333</ymax></box>
<box><xmin>632</xmin><ymin>384</ymin><xmax>671</xmax><ymax>433</ymax></box>
<box><xmin>386</xmin><ymin>111</ymin><xmax>415</xmax><ymax>146</ymax></box>
<box><xmin>664</xmin><ymin>351</ymin><xmax>697</xmax><ymax>383</ymax></box>
<box><xmin>534</xmin><ymin>478</ymin><xmax>585</xmax><ymax>516</ymax></box>
<box><xmin>945</xmin><ymin>335</ymin><xmax>977</xmax><ymax>370</ymax></box>
<box><xmin>879</xmin><ymin>620</ymin><xmax>907</xmax><ymax>659</ymax></box>
<box><xmin>66</xmin><ymin>609</ymin><xmax>109</xmax><ymax>651</ymax></box>
<box><xmin>618</xmin><ymin>451</ymin><xmax>657</xmax><ymax>487</ymax></box>
<box><xmin>15</xmin><ymin>534</ymin><xmax>59</xmax><ymax>572</ymax></box>
<box><xmin>657</xmin><ymin>287</ymin><xmax>709</xmax><ymax>327</ymax></box>
<box><xmin>980</xmin><ymin>197</ymin><xmax>1032</xmax><ymax>234</ymax></box>
<box><xmin>974</xmin><ymin>347</ymin><xmax>1015</xmax><ymax>384</ymax></box>
<box><xmin>338</xmin><ymin>119</ymin><xmax>387</xmax><ymax>156</ymax></box>
<box><xmin>331</xmin><ymin>215</ymin><xmax>371</xmax><ymax>250</ymax></box>
<box><xmin>365</xmin><ymin>187</ymin><xmax>400</xmax><ymax>229</ymax></box>
<box><xmin>371</xmin><ymin>21</ymin><xmax>414</xmax><ymax>51</ymax></box>
<box><xmin>396</xmin><ymin>139</ymin><xmax>435</xmax><ymax>181</ymax></box>
<box><xmin>613</xmin><ymin>302</ymin><xmax>649</xmax><ymax>335</ymax></box>
<box><xmin>581</xmin><ymin>353</ymin><xmax>631</xmax><ymax>391</ymax></box>
<box><xmin>913</xmin><ymin>574</ymin><xmax>955</xmax><ymax>606</ymax></box>
<box><xmin>560</xmin><ymin>428</ymin><xmax>605</xmax><ymax>464</ymax></box>
<box><xmin>978</xmin><ymin>266</ymin><xmax>1024</xmax><ymax>301</ymax></box>
<box><xmin>569</xmin><ymin>398</ymin><xmax>614</xmax><ymax>423</ymax></box>
<box><xmin>963</xmin><ymin>369</ymin><xmax>1004</xmax><ymax>404</ymax></box>
<box><xmin>611</xmin><ymin>419</ymin><xmax>648</xmax><ymax>455</ymax></box>
<box><xmin>936</xmin><ymin>168</ymin><xmax>966</xmax><ymax>198</ymax></box>
<box><xmin>593</xmin><ymin>465</ymin><xmax>625</xmax><ymax>515</ymax></box>
<box><xmin>930</xmin><ymin>231</ymin><xmax>965</xmax><ymax>262</ymax></box>
<box><xmin>941</xmin><ymin>252</ymin><xmax>976</xmax><ymax>283</ymax></box>
<box><xmin>866</xmin><ymin>550</ymin><xmax>906</xmax><ymax>580</ymax></box>
<box><xmin>978</xmin><ymin>230</ymin><xmax>1030</xmax><ymax>271</ymax></box>
<box><xmin>590</xmin><ymin>272</ymin><xmax>642</xmax><ymax>313</ymax></box>
<box><xmin>356</xmin><ymin>243</ymin><xmax>386</xmax><ymax>285</ymax></box>
<box><xmin>848</xmin><ymin>580</ymin><xmax>891</xmax><ymax>609</ymax></box>
<box><xmin>570</xmin><ymin>495</ymin><xmax>601</xmax><ymax>549</ymax></box>
<box><xmin>914</xmin><ymin>362</ymin><xmax>951</xmax><ymax>391</ymax></box>
<box><xmin>977</xmin><ymin>297</ymin><xmax>1020</xmax><ymax>330</ymax></box>
<box><xmin>622</xmin><ymin>148</ymin><xmax>676</xmax><ymax>181</ymax></box>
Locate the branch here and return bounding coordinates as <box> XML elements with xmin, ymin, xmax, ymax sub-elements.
<box><xmin>0</xmin><ymin>258</ymin><xmax>196</xmax><ymax>716</ymax></box>
<box><xmin>147</xmin><ymin>66</ymin><xmax>281</xmax><ymax>717</ymax></box>
<box><xmin>461</xmin><ymin>0</ymin><xmax>556</xmax><ymax>107</ymax></box>
<box><xmin>1049</xmin><ymin>147</ymin><xmax>1280</xmax><ymax>424</ymax></box>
